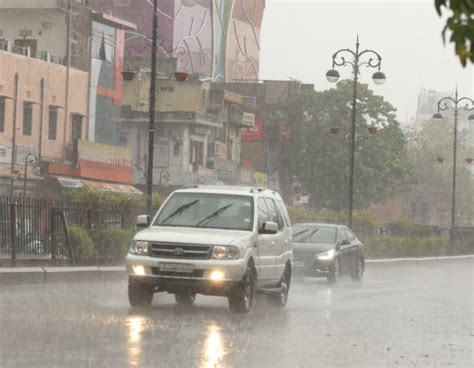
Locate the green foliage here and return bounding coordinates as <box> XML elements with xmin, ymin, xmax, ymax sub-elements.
<box><xmin>65</xmin><ymin>187</ymin><xmax>167</xmax><ymax>216</ymax></box>
<box><xmin>362</xmin><ymin>235</ymin><xmax>448</xmax><ymax>258</ymax></box>
<box><xmin>435</xmin><ymin>0</ymin><xmax>474</xmax><ymax>66</ymax></box>
<box><xmin>68</xmin><ymin>226</ymin><xmax>95</xmax><ymax>264</ymax></box>
<box><xmin>89</xmin><ymin>228</ymin><xmax>135</xmax><ymax>261</ymax></box>
<box><xmin>288</xmin><ymin>207</ymin><xmax>378</xmax><ymax>235</ymax></box>
<box><xmin>405</xmin><ymin>120</ymin><xmax>474</xmax><ymax>224</ymax></box>
<box><xmin>275</xmin><ymin>81</ymin><xmax>413</xmax><ymax>211</ymax></box>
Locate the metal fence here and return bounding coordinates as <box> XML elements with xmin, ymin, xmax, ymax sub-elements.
<box><xmin>0</xmin><ymin>196</ymin><xmax>134</xmax><ymax>264</ymax></box>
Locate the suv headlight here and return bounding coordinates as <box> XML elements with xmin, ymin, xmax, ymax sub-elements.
<box><xmin>316</xmin><ymin>249</ymin><xmax>335</xmax><ymax>261</ymax></box>
<box><xmin>212</xmin><ymin>245</ymin><xmax>240</xmax><ymax>260</ymax></box>
<box><xmin>129</xmin><ymin>241</ymin><xmax>149</xmax><ymax>255</ymax></box>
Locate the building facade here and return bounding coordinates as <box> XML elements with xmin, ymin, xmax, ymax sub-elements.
<box><xmin>0</xmin><ymin>48</ymin><xmax>89</xmax><ymax>195</ymax></box>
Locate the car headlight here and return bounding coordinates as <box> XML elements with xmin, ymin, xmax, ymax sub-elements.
<box><xmin>129</xmin><ymin>241</ymin><xmax>149</xmax><ymax>255</ymax></box>
<box><xmin>316</xmin><ymin>249</ymin><xmax>335</xmax><ymax>261</ymax></box>
<box><xmin>211</xmin><ymin>245</ymin><xmax>240</xmax><ymax>260</ymax></box>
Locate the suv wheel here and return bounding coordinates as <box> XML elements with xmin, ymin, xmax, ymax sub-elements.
<box><xmin>175</xmin><ymin>291</ymin><xmax>196</xmax><ymax>306</ymax></box>
<box><xmin>128</xmin><ymin>276</ymin><xmax>154</xmax><ymax>307</ymax></box>
<box><xmin>268</xmin><ymin>264</ymin><xmax>291</xmax><ymax>308</ymax></box>
<box><xmin>351</xmin><ymin>258</ymin><xmax>364</xmax><ymax>282</ymax></box>
<box><xmin>228</xmin><ymin>266</ymin><xmax>255</xmax><ymax>314</ymax></box>
<box><xmin>327</xmin><ymin>258</ymin><xmax>341</xmax><ymax>284</ymax></box>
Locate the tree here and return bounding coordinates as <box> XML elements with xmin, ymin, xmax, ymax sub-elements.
<box><xmin>269</xmin><ymin>80</ymin><xmax>413</xmax><ymax>212</ymax></box>
<box><xmin>435</xmin><ymin>0</ymin><xmax>474</xmax><ymax>66</ymax></box>
<box><xmin>405</xmin><ymin>120</ymin><xmax>474</xmax><ymax>225</ymax></box>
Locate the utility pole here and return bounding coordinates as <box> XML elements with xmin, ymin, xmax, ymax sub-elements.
<box><xmin>146</xmin><ymin>0</ymin><xmax>158</xmax><ymax>215</ymax></box>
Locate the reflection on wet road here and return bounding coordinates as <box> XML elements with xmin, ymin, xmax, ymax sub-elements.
<box><xmin>0</xmin><ymin>259</ymin><xmax>473</xmax><ymax>367</ymax></box>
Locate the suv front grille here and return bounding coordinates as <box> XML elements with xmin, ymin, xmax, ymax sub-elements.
<box><xmin>151</xmin><ymin>268</ymin><xmax>205</xmax><ymax>278</ymax></box>
<box><xmin>149</xmin><ymin>242</ymin><xmax>212</xmax><ymax>260</ymax></box>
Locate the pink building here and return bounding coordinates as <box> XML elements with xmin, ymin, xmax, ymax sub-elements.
<box><xmin>0</xmin><ymin>49</ymin><xmax>89</xmax><ymax>195</ymax></box>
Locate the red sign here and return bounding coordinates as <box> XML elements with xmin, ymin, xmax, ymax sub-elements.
<box><xmin>241</xmin><ymin>116</ymin><xmax>264</xmax><ymax>141</ymax></box>
<box><xmin>280</xmin><ymin>123</ymin><xmax>291</xmax><ymax>144</ymax></box>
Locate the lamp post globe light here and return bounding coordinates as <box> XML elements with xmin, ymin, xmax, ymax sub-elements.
<box><xmin>431</xmin><ymin>88</ymin><xmax>474</xmax><ymax>248</ymax></box>
<box><xmin>326</xmin><ymin>36</ymin><xmax>386</xmax><ymax>227</ymax></box>
<box><xmin>23</xmin><ymin>153</ymin><xmax>39</xmax><ymax>197</ymax></box>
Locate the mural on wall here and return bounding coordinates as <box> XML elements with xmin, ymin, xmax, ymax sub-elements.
<box><xmin>90</xmin><ymin>0</ymin><xmax>212</xmax><ymax>76</ymax></box>
<box><xmin>90</xmin><ymin>0</ymin><xmax>264</xmax><ymax>81</ymax></box>
<box><xmin>226</xmin><ymin>0</ymin><xmax>264</xmax><ymax>82</ymax></box>
<box><xmin>173</xmin><ymin>0</ymin><xmax>212</xmax><ymax>76</ymax></box>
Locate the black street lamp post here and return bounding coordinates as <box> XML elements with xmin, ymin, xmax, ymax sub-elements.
<box><xmin>146</xmin><ymin>0</ymin><xmax>159</xmax><ymax>216</ymax></box>
<box><xmin>23</xmin><ymin>153</ymin><xmax>39</xmax><ymax>197</ymax></box>
<box><xmin>432</xmin><ymin>89</ymin><xmax>474</xmax><ymax>247</ymax></box>
<box><xmin>326</xmin><ymin>36</ymin><xmax>386</xmax><ymax>227</ymax></box>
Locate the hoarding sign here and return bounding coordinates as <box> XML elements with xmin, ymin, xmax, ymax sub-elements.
<box><xmin>241</xmin><ymin>116</ymin><xmax>263</xmax><ymax>141</ymax></box>
<box><xmin>77</xmin><ymin>140</ymin><xmax>133</xmax><ymax>184</ymax></box>
<box><xmin>242</xmin><ymin>112</ymin><xmax>255</xmax><ymax>127</ymax></box>
<box><xmin>213</xmin><ymin>158</ymin><xmax>236</xmax><ymax>173</ymax></box>
<box><xmin>0</xmin><ymin>143</ymin><xmax>12</xmax><ymax>164</ymax></box>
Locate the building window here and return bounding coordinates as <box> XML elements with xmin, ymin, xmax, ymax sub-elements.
<box><xmin>23</xmin><ymin>102</ymin><xmax>32</xmax><ymax>136</ymax></box>
<box><xmin>72</xmin><ymin>114</ymin><xmax>82</xmax><ymax>142</ymax></box>
<box><xmin>0</xmin><ymin>98</ymin><xmax>5</xmax><ymax>133</ymax></box>
<box><xmin>48</xmin><ymin>107</ymin><xmax>57</xmax><ymax>140</ymax></box>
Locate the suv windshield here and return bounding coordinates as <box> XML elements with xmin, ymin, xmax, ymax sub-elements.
<box><xmin>154</xmin><ymin>192</ymin><xmax>254</xmax><ymax>231</ymax></box>
<box><xmin>292</xmin><ymin>225</ymin><xmax>337</xmax><ymax>244</ymax></box>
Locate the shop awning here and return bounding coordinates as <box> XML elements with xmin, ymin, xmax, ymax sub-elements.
<box><xmin>82</xmin><ymin>180</ymin><xmax>142</xmax><ymax>195</ymax></box>
<box><xmin>55</xmin><ymin>177</ymin><xmax>142</xmax><ymax>195</ymax></box>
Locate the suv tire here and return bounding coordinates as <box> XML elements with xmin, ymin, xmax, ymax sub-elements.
<box><xmin>268</xmin><ymin>264</ymin><xmax>291</xmax><ymax>308</ymax></box>
<box><xmin>228</xmin><ymin>265</ymin><xmax>255</xmax><ymax>314</ymax></box>
<box><xmin>175</xmin><ymin>291</ymin><xmax>196</xmax><ymax>306</ymax></box>
<box><xmin>128</xmin><ymin>277</ymin><xmax>154</xmax><ymax>307</ymax></box>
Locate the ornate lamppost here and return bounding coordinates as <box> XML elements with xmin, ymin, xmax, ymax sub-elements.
<box><xmin>326</xmin><ymin>36</ymin><xmax>386</xmax><ymax>227</ymax></box>
<box><xmin>432</xmin><ymin>88</ymin><xmax>474</xmax><ymax>247</ymax></box>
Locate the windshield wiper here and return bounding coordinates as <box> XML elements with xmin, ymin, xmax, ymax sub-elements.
<box><xmin>195</xmin><ymin>204</ymin><xmax>233</xmax><ymax>227</ymax></box>
<box><xmin>159</xmin><ymin>200</ymin><xmax>200</xmax><ymax>225</ymax></box>
<box><xmin>292</xmin><ymin>229</ymin><xmax>309</xmax><ymax>238</ymax></box>
<box><xmin>296</xmin><ymin>228</ymin><xmax>319</xmax><ymax>242</ymax></box>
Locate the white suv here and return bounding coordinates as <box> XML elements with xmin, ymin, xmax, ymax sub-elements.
<box><xmin>126</xmin><ymin>186</ymin><xmax>293</xmax><ymax>313</ymax></box>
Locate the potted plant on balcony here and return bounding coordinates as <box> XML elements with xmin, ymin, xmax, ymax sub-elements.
<box><xmin>122</xmin><ymin>63</ymin><xmax>137</xmax><ymax>81</ymax></box>
<box><xmin>174</xmin><ymin>71</ymin><xmax>189</xmax><ymax>82</ymax></box>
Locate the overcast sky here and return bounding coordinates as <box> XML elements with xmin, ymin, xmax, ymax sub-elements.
<box><xmin>260</xmin><ymin>0</ymin><xmax>473</xmax><ymax>123</ymax></box>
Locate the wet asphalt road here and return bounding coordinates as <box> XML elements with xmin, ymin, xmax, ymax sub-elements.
<box><xmin>0</xmin><ymin>259</ymin><xmax>473</xmax><ymax>368</ymax></box>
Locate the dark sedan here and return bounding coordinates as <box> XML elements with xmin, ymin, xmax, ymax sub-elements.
<box><xmin>292</xmin><ymin>223</ymin><xmax>365</xmax><ymax>283</ymax></box>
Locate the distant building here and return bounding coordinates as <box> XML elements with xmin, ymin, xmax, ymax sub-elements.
<box><xmin>120</xmin><ymin>67</ymin><xmax>254</xmax><ymax>187</ymax></box>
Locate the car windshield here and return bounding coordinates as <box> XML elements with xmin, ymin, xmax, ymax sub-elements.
<box><xmin>153</xmin><ymin>192</ymin><xmax>254</xmax><ymax>231</ymax></box>
<box><xmin>292</xmin><ymin>225</ymin><xmax>337</xmax><ymax>244</ymax></box>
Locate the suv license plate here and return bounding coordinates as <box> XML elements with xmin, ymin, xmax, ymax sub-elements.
<box><xmin>159</xmin><ymin>262</ymin><xmax>194</xmax><ymax>273</ymax></box>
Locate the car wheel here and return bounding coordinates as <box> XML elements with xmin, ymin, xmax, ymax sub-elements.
<box><xmin>351</xmin><ymin>258</ymin><xmax>364</xmax><ymax>282</ymax></box>
<box><xmin>268</xmin><ymin>264</ymin><xmax>291</xmax><ymax>308</ymax></box>
<box><xmin>228</xmin><ymin>265</ymin><xmax>255</xmax><ymax>314</ymax></box>
<box><xmin>327</xmin><ymin>258</ymin><xmax>340</xmax><ymax>284</ymax></box>
<box><xmin>175</xmin><ymin>291</ymin><xmax>196</xmax><ymax>306</ymax></box>
<box><xmin>128</xmin><ymin>276</ymin><xmax>154</xmax><ymax>307</ymax></box>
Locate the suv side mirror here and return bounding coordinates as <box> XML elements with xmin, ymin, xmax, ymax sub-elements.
<box><xmin>261</xmin><ymin>221</ymin><xmax>278</xmax><ymax>234</ymax></box>
<box><xmin>339</xmin><ymin>239</ymin><xmax>350</xmax><ymax>246</ymax></box>
<box><xmin>136</xmin><ymin>215</ymin><xmax>150</xmax><ymax>228</ymax></box>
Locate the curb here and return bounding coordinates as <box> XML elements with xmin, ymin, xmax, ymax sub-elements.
<box><xmin>0</xmin><ymin>266</ymin><xmax>127</xmax><ymax>285</ymax></box>
<box><xmin>1</xmin><ymin>255</ymin><xmax>472</xmax><ymax>285</ymax></box>
<box><xmin>366</xmin><ymin>254</ymin><xmax>474</xmax><ymax>263</ymax></box>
